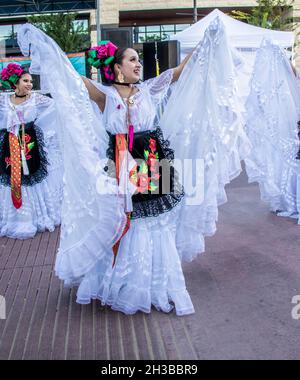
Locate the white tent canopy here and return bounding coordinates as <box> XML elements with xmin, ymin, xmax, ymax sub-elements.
<box><xmin>171</xmin><ymin>9</ymin><xmax>294</xmax><ymax>54</ymax></box>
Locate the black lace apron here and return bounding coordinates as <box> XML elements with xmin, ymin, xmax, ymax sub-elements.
<box><xmin>0</xmin><ymin>121</ymin><xmax>49</xmax><ymax>187</ymax></box>
<box><xmin>106</xmin><ymin>127</ymin><xmax>184</xmax><ymax>220</ymax></box>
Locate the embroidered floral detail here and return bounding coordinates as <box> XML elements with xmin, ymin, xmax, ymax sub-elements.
<box><xmin>129</xmin><ymin>137</ymin><xmax>161</xmax><ymax>194</ymax></box>
<box><xmin>5</xmin><ymin>133</ymin><xmax>35</xmax><ymax>168</ymax></box>
<box><xmin>0</xmin><ymin>122</ymin><xmax>49</xmax><ymax>187</ymax></box>
<box><xmin>149</xmin><ymin>138</ymin><xmax>156</xmax><ymax>153</ymax></box>
<box><xmin>5</xmin><ymin>157</ymin><xmax>11</xmax><ymax>169</ymax></box>
<box><xmin>106</xmin><ymin>127</ymin><xmax>185</xmax><ymax>220</ymax></box>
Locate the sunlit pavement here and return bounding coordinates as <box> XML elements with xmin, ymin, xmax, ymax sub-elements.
<box><xmin>0</xmin><ymin>168</ymin><xmax>299</xmax><ymax>359</ymax></box>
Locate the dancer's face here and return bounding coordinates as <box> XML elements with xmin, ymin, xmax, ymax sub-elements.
<box><xmin>115</xmin><ymin>48</ymin><xmax>142</xmax><ymax>83</ymax></box>
<box><xmin>16</xmin><ymin>73</ymin><xmax>33</xmax><ymax>95</ymax></box>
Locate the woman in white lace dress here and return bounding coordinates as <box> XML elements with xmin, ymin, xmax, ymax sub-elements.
<box><xmin>17</xmin><ymin>20</ymin><xmax>250</xmax><ymax>316</ymax></box>
<box><xmin>76</xmin><ymin>42</ymin><xmax>196</xmax><ymax>315</ymax></box>
<box><xmin>0</xmin><ymin>64</ymin><xmax>63</xmax><ymax>239</ymax></box>
<box><xmin>244</xmin><ymin>40</ymin><xmax>300</xmax><ymax>224</ymax></box>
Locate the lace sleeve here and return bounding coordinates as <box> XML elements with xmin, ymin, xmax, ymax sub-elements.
<box><xmin>34</xmin><ymin>92</ymin><xmax>53</xmax><ymax>107</ymax></box>
<box><xmin>141</xmin><ymin>69</ymin><xmax>174</xmax><ymax>105</ymax></box>
<box><xmin>0</xmin><ymin>92</ymin><xmax>7</xmax><ymax>106</ymax></box>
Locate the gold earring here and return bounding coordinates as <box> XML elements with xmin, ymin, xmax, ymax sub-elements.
<box><xmin>118</xmin><ymin>72</ymin><xmax>124</xmax><ymax>83</ymax></box>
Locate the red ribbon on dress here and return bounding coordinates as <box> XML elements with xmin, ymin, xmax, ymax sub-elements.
<box><xmin>112</xmin><ymin>134</ymin><xmax>131</xmax><ymax>267</ymax></box>
<box><xmin>9</xmin><ymin>132</ymin><xmax>22</xmax><ymax>209</ymax></box>
<box><xmin>128</xmin><ymin>124</ymin><xmax>134</xmax><ymax>152</ymax></box>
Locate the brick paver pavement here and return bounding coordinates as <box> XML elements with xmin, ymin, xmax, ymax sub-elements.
<box><xmin>0</xmin><ymin>169</ymin><xmax>299</xmax><ymax>359</ymax></box>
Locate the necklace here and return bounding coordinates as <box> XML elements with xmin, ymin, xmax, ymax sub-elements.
<box><xmin>113</xmin><ymin>81</ymin><xmax>139</xmax><ymax>86</ymax></box>
<box><xmin>113</xmin><ymin>81</ymin><xmax>131</xmax><ymax>87</ymax></box>
<box><xmin>125</xmin><ymin>85</ymin><xmax>135</xmax><ymax>107</ymax></box>
<box><xmin>115</xmin><ymin>85</ymin><xmax>136</xmax><ymax>152</ymax></box>
<box><xmin>14</xmin><ymin>93</ymin><xmax>27</xmax><ymax>98</ymax></box>
<box><xmin>115</xmin><ymin>85</ymin><xmax>136</xmax><ymax>106</ymax></box>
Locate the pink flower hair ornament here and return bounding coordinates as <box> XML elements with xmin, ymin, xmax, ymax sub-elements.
<box><xmin>87</xmin><ymin>40</ymin><xmax>118</xmax><ymax>81</ymax></box>
<box><xmin>0</xmin><ymin>63</ymin><xmax>24</xmax><ymax>90</ymax></box>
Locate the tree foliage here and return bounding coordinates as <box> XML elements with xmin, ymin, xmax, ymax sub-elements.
<box><xmin>27</xmin><ymin>13</ymin><xmax>90</xmax><ymax>53</ymax></box>
<box><xmin>232</xmin><ymin>0</ymin><xmax>294</xmax><ymax>30</ymax></box>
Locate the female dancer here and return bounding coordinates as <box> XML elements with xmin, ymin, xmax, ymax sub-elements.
<box><xmin>17</xmin><ymin>18</ymin><xmax>250</xmax><ymax>315</ymax></box>
<box><xmin>245</xmin><ymin>39</ymin><xmax>300</xmax><ymax>224</ymax></box>
<box><xmin>0</xmin><ymin>63</ymin><xmax>63</xmax><ymax>238</ymax></box>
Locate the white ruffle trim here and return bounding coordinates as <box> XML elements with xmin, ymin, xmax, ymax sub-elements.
<box><xmin>245</xmin><ymin>131</ymin><xmax>300</xmax><ymax>224</ymax></box>
<box><xmin>72</xmin><ymin>205</ymin><xmax>195</xmax><ymax>316</ymax></box>
<box><xmin>177</xmin><ymin>129</ymin><xmax>251</xmax><ymax>263</ymax></box>
<box><xmin>0</xmin><ymin>167</ymin><xmax>62</xmax><ymax>239</ymax></box>
<box><xmin>55</xmin><ymin>195</ymin><xmax>127</xmax><ymax>283</ymax></box>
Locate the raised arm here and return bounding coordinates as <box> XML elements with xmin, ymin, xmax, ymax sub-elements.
<box><xmin>81</xmin><ymin>76</ymin><xmax>106</xmax><ymax>112</ymax></box>
<box><xmin>172</xmin><ymin>53</ymin><xmax>192</xmax><ymax>82</ymax></box>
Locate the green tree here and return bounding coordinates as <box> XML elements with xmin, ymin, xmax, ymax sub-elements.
<box><xmin>232</xmin><ymin>0</ymin><xmax>294</xmax><ymax>30</ymax></box>
<box><xmin>27</xmin><ymin>13</ymin><xmax>90</xmax><ymax>53</ymax></box>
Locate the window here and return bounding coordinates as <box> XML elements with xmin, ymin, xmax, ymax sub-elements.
<box><xmin>0</xmin><ymin>24</ymin><xmax>21</xmax><ymax>52</ymax></box>
<box><xmin>0</xmin><ymin>25</ymin><xmax>13</xmax><ymax>40</ymax></box>
<box><xmin>73</xmin><ymin>19</ymin><xmax>89</xmax><ymax>33</ymax></box>
<box><xmin>134</xmin><ymin>24</ymin><xmax>191</xmax><ymax>43</ymax></box>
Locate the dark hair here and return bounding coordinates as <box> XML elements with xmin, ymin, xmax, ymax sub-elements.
<box><xmin>16</xmin><ymin>66</ymin><xmax>31</xmax><ymax>84</ymax></box>
<box><xmin>100</xmin><ymin>47</ymin><xmax>129</xmax><ymax>86</ymax></box>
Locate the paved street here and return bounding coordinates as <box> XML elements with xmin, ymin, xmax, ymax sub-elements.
<box><xmin>0</xmin><ymin>169</ymin><xmax>299</xmax><ymax>360</ymax></box>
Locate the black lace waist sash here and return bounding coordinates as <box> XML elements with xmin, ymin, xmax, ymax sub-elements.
<box><xmin>106</xmin><ymin>127</ymin><xmax>184</xmax><ymax>220</ymax></box>
<box><xmin>0</xmin><ymin>121</ymin><xmax>49</xmax><ymax>187</ymax></box>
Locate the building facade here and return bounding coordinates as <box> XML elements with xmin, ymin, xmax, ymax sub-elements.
<box><xmin>92</xmin><ymin>1</ymin><xmax>258</xmax><ymax>48</ymax></box>
<box><xmin>0</xmin><ymin>1</ymin><xmax>300</xmax><ymax>63</ymax></box>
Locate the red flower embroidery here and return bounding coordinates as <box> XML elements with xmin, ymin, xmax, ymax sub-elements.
<box><xmin>136</xmin><ymin>172</ymin><xmax>151</xmax><ymax>193</ymax></box>
<box><xmin>24</xmin><ymin>134</ymin><xmax>31</xmax><ymax>143</ymax></box>
<box><xmin>4</xmin><ymin>134</ymin><xmax>35</xmax><ymax>171</ymax></box>
<box><xmin>149</xmin><ymin>138</ymin><xmax>156</xmax><ymax>153</ymax></box>
<box><xmin>153</xmin><ymin>173</ymin><xmax>161</xmax><ymax>181</ymax></box>
<box><xmin>130</xmin><ymin>137</ymin><xmax>161</xmax><ymax>194</ymax></box>
<box><xmin>147</xmin><ymin>152</ymin><xmax>158</xmax><ymax>173</ymax></box>
<box><xmin>5</xmin><ymin>157</ymin><xmax>11</xmax><ymax>168</ymax></box>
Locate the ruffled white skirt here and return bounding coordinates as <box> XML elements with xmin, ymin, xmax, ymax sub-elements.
<box><xmin>63</xmin><ymin>125</ymin><xmax>250</xmax><ymax>316</ymax></box>
<box><xmin>0</xmin><ymin>144</ymin><xmax>63</xmax><ymax>239</ymax></box>
<box><xmin>276</xmin><ymin>165</ymin><xmax>300</xmax><ymax>224</ymax></box>
<box><xmin>245</xmin><ymin>129</ymin><xmax>300</xmax><ymax>224</ymax></box>
<box><xmin>74</xmin><ymin>205</ymin><xmax>195</xmax><ymax>316</ymax></box>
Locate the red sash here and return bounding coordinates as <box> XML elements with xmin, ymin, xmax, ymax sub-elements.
<box><xmin>9</xmin><ymin>132</ymin><xmax>22</xmax><ymax>209</ymax></box>
<box><xmin>112</xmin><ymin>134</ymin><xmax>131</xmax><ymax>266</ymax></box>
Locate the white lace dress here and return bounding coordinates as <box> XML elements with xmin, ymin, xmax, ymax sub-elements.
<box><xmin>244</xmin><ymin>40</ymin><xmax>300</xmax><ymax>224</ymax></box>
<box><xmin>76</xmin><ymin>70</ymin><xmax>195</xmax><ymax>316</ymax></box>
<box><xmin>0</xmin><ymin>92</ymin><xmax>63</xmax><ymax>239</ymax></box>
<box><xmin>17</xmin><ymin>20</ymin><xmax>250</xmax><ymax>316</ymax></box>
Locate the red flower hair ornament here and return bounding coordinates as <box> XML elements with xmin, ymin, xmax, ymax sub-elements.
<box><xmin>0</xmin><ymin>63</ymin><xmax>24</xmax><ymax>90</ymax></box>
<box><xmin>87</xmin><ymin>40</ymin><xmax>118</xmax><ymax>81</ymax></box>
